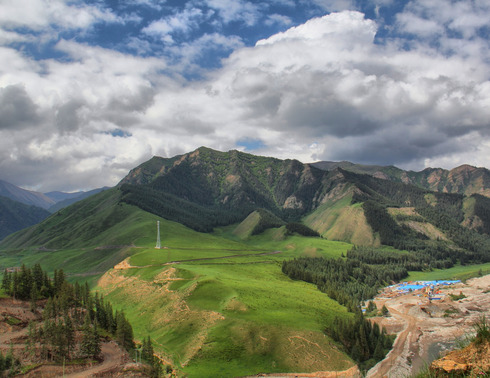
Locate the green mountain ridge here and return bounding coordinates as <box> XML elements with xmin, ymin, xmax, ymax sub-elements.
<box><xmin>2</xmin><ymin>147</ymin><xmax>490</xmax><ymax>259</ymax></box>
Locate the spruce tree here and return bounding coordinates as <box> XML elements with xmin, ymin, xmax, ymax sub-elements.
<box><xmin>381</xmin><ymin>305</ymin><xmax>389</xmax><ymax>316</ymax></box>
<box><xmin>116</xmin><ymin>311</ymin><xmax>134</xmax><ymax>351</ymax></box>
<box><xmin>64</xmin><ymin>315</ymin><xmax>75</xmax><ymax>358</ymax></box>
<box><xmin>373</xmin><ymin>337</ymin><xmax>385</xmax><ymax>361</ymax></box>
<box><xmin>30</xmin><ymin>283</ymin><xmax>38</xmax><ymax>312</ymax></box>
<box><xmin>81</xmin><ymin>313</ymin><xmax>101</xmax><ymax>359</ymax></box>
<box><xmin>142</xmin><ymin>336</ymin><xmax>154</xmax><ymax>364</ymax></box>
<box><xmin>1</xmin><ymin>269</ymin><xmax>10</xmax><ymax>292</ymax></box>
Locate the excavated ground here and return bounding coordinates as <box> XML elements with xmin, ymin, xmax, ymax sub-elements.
<box><xmin>367</xmin><ymin>274</ymin><xmax>490</xmax><ymax>378</ymax></box>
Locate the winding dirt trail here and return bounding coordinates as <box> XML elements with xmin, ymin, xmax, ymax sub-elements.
<box><xmin>65</xmin><ymin>342</ymin><xmax>125</xmax><ymax>378</ymax></box>
<box><xmin>367</xmin><ymin>303</ymin><xmax>419</xmax><ymax>377</ymax></box>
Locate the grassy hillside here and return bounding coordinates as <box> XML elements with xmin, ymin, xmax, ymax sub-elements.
<box><xmin>233</xmin><ymin>209</ymin><xmax>286</xmax><ymax>239</ymax></box>
<box><xmin>0</xmin><ymin>189</ymin><xmax>164</xmax><ymax>276</ymax></box>
<box><xmin>304</xmin><ymin>194</ymin><xmax>380</xmax><ymax>246</ymax></box>
<box><xmin>97</xmin><ymin>232</ymin><xmax>355</xmax><ymax>377</ymax></box>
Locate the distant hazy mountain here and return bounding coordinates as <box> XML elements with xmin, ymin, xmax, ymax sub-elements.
<box><xmin>44</xmin><ymin>191</ymin><xmax>84</xmax><ymax>203</ymax></box>
<box><xmin>0</xmin><ymin>179</ymin><xmax>108</xmax><ymax>240</ymax></box>
<box><xmin>48</xmin><ymin>187</ymin><xmax>109</xmax><ymax>212</ymax></box>
<box><xmin>0</xmin><ymin>179</ymin><xmax>108</xmax><ymax>212</ymax></box>
<box><xmin>0</xmin><ymin>195</ymin><xmax>50</xmax><ymax>240</ymax></box>
<box><xmin>0</xmin><ymin>179</ymin><xmax>55</xmax><ymax>209</ymax></box>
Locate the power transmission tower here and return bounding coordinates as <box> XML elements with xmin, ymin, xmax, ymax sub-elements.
<box><xmin>155</xmin><ymin>221</ymin><xmax>161</xmax><ymax>249</ymax></box>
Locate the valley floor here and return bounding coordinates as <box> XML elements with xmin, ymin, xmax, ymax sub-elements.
<box><xmin>367</xmin><ymin>274</ymin><xmax>490</xmax><ymax>377</ymax></box>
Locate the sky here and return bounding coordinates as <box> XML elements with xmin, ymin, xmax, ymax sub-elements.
<box><xmin>0</xmin><ymin>0</ymin><xmax>489</xmax><ymax>192</ymax></box>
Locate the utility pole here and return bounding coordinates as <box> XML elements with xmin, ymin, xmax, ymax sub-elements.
<box><xmin>155</xmin><ymin>221</ymin><xmax>161</xmax><ymax>249</ymax></box>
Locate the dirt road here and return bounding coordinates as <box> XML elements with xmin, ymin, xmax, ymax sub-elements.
<box><xmin>66</xmin><ymin>342</ymin><xmax>126</xmax><ymax>377</ymax></box>
<box><xmin>367</xmin><ymin>274</ymin><xmax>490</xmax><ymax>377</ymax></box>
<box><xmin>1</xmin><ymin>296</ymin><xmax>133</xmax><ymax>377</ymax></box>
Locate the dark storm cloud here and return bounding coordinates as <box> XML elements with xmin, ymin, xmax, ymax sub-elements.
<box><xmin>0</xmin><ymin>85</ymin><xmax>41</xmax><ymax>130</ymax></box>
<box><xmin>55</xmin><ymin>99</ymin><xmax>85</xmax><ymax>132</ymax></box>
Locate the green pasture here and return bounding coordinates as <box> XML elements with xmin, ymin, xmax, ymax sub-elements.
<box><xmin>97</xmin><ymin>228</ymin><xmax>355</xmax><ymax>377</ymax></box>
<box><xmin>100</xmin><ymin>259</ymin><xmax>353</xmax><ymax>377</ymax></box>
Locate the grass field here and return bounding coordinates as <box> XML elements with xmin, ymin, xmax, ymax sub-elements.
<box><xmin>94</xmin><ymin>223</ymin><xmax>355</xmax><ymax>377</ymax></box>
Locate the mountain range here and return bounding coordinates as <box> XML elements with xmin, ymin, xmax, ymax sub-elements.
<box><xmin>0</xmin><ymin>180</ymin><xmax>107</xmax><ymax>240</ymax></box>
<box><xmin>2</xmin><ymin>147</ymin><xmax>489</xmax><ymax>258</ymax></box>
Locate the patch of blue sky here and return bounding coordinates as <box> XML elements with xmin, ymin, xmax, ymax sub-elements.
<box><xmin>236</xmin><ymin>138</ymin><xmax>266</xmax><ymax>151</ymax></box>
<box><xmin>104</xmin><ymin>129</ymin><xmax>133</xmax><ymax>138</ymax></box>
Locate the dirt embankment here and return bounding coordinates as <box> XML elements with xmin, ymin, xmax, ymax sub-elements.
<box><xmin>367</xmin><ymin>274</ymin><xmax>490</xmax><ymax>378</ymax></box>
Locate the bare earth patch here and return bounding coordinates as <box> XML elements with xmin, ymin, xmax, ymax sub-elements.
<box><xmin>367</xmin><ymin>274</ymin><xmax>490</xmax><ymax>378</ymax></box>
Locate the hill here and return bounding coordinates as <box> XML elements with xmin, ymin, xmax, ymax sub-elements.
<box><xmin>233</xmin><ymin>208</ymin><xmax>286</xmax><ymax>239</ymax></box>
<box><xmin>0</xmin><ymin>196</ymin><xmax>50</xmax><ymax>240</ymax></box>
<box><xmin>0</xmin><ymin>186</ymin><xmax>359</xmax><ymax>377</ymax></box>
<box><xmin>3</xmin><ymin>147</ymin><xmax>490</xmax><ymax>259</ymax></box>
<box><xmin>117</xmin><ymin>148</ymin><xmax>490</xmax><ymax>261</ymax></box>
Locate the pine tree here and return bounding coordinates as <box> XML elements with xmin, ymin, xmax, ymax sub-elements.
<box><xmin>64</xmin><ymin>315</ymin><xmax>75</xmax><ymax>358</ymax></box>
<box><xmin>30</xmin><ymin>283</ymin><xmax>38</xmax><ymax>312</ymax></box>
<box><xmin>32</xmin><ymin>264</ymin><xmax>43</xmax><ymax>288</ymax></box>
<box><xmin>25</xmin><ymin>321</ymin><xmax>37</xmax><ymax>356</ymax></box>
<box><xmin>81</xmin><ymin>313</ymin><xmax>101</xmax><ymax>359</ymax></box>
<box><xmin>1</xmin><ymin>269</ymin><xmax>10</xmax><ymax>292</ymax></box>
<box><xmin>373</xmin><ymin>337</ymin><xmax>385</xmax><ymax>361</ymax></box>
<box><xmin>142</xmin><ymin>336</ymin><xmax>154</xmax><ymax>364</ymax></box>
<box><xmin>367</xmin><ymin>300</ymin><xmax>376</xmax><ymax>313</ymax></box>
<box><xmin>381</xmin><ymin>305</ymin><xmax>389</xmax><ymax>316</ymax></box>
<box><xmin>358</xmin><ymin>324</ymin><xmax>370</xmax><ymax>361</ymax></box>
<box><xmin>116</xmin><ymin>311</ymin><xmax>134</xmax><ymax>351</ymax></box>
<box><xmin>43</xmin><ymin>297</ymin><xmax>55</xmax><ymax>320</ymax></box>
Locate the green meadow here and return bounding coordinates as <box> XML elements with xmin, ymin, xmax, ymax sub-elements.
<box><xmin>91</xmin><ymin>218</ymin><xmax>356</xmax><ymax>377</ymax></box>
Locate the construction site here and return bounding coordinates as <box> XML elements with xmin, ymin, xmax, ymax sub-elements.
<box><xmin>367</xmin><ymin>275</ymin><xmax>490</xmax><ymax>377</ymax></box>
<box><xmin>377</xmin><ymin>280</ymin><xmax>461</xmax><ymax>302</ymax></box>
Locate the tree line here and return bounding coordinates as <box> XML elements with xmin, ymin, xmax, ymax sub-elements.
<box><xmin>282</xmin><ymin>257</ymin><xmax>406</xmax><ymax>310</ymax></box>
